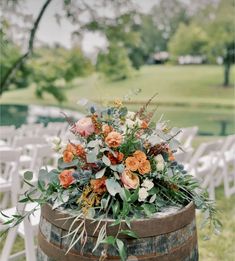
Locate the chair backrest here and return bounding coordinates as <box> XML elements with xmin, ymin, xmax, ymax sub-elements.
<box><xmin>0</xmin><ymin>148</ymin><xmax>21</xmax><ymax>205</ymax></box>
<box><xmin>47</xmin><ymin>122</ymin><xmax>68</xmax><ymax>136</ymax></box>
<box><xmin>177</xmin><ymin>126</ymin><xmax>198</xmax><ymax>150</ymax></box>
<box><xmin>17</xmin><ymin>123</ymin><xmax>44</xmax><ymax>137</ymax></box>
<box><xmin>12</xmin><ymin>136</ymin><xmax>47</xmax><ymax>148</ymax></box>
<box><xmin>30</xmin><ymin>144</ymin><xmax>53</xmax><ymax>172</ymax></box>
<box><xmin>36</xmin><ymin>128</ymin><xmax>59</xmax><ymax>138</ymax></box>
<box><xmin>220</xmin><ymin>134</ymin><xmax>235</xmax><ymax>154</ymax></box>
<box><xmin>0</xmin><ymin>125</ymin><xmax>16</xmax><ymax>145</ymax></box>
<box><xmin>188</xmin><ymin>139</ymin><xmax>222</xmax><ymax>172</ymax></box>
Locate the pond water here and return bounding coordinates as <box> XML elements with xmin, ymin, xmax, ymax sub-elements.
<box><xmin>0</xmin><ymin>104</ymin><xmax>83</xmax><ymax>128</ymax></box>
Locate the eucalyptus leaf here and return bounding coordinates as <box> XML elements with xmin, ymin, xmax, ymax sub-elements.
<box><xmin>105</xmin><ymin>178</ymin><xmax>122</xmax><ymax>196</ymax></box>
<box><xmin>95</xmin><ymin>168</ymin><xmax>106</xmax><ymax>179</ymax></box>
<box><xmin>116</xmin><ymin>239</ymin><xmax>126</xmax><ymax>261</ymax></box>
<box><xmin>86</xmin><ymin>151</ymin><xmax>97</xmax><ymax>163</ymax></box>
<box><xmin>102</xmin><ymin>155</ymin><xmax>111</xmax><ymax>166</ymax></box>
<box><xmin>24</xmin><ymin>171</ymin><xmax>33</xmax><ymax>181</ymax></box>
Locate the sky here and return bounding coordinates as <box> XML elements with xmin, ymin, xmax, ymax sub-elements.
<box><xmin>20</xmin><ymin>0</ymin><xmax>161</xmax><ymax>53</ymax></box>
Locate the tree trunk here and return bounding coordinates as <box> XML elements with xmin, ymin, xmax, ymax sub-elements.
<box><xmin>0</xmin><ymin>0</ymin><xmax>53</xmax><ymax>95</ymax></box>
<box><xmin>223</xmin><ymin>60</ymin><xmax>230</xmax><ymax>87</ymax></box>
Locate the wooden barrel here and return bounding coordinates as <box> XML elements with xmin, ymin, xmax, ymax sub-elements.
<box><xmin>37</xmin><ymin>202</ymin><xmax>198</xmax><ymax>261</ymax></box>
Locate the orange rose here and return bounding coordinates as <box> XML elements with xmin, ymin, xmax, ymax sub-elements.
<box><xmin>133</xmin><ymin>150</ymin><xmax>147</xmax><ymax>163</ymax></box>
<box><xmin>141</xmin><ymin>121</ymin><xmax>148</xmax><ymax>129</ymax></box>
<box><xmin>90</xmin><ymin>176</ymin><xmax>107</xmax><ymax>195</ymax></box>
<box><xmin>121</xmin><ymin>169</ymin><xmax>139</xmax><ymax>189</ymax></box>
<box><xmin>75</xmin><ymin>144</ymin><xmax>86</xmax><ymax>158</ymax></box>
<box><xmin>105</xmin><ymin>131</ymin><xmax>122</xmax><ymax>148</ymax></box>
<box><xmin>125</xmin><ymin>157</ymin><xmax>139</xmax><ymax>171</ymax></box>
<box><xmin>59</xmin><ymin>169</ymin><xmax>75</xmax><ymax>188</ymax></box>
<box><xmin>138</xmin><ymin>160</ymin><xmax>151</xmax><ymax>175</ymax></box>
<box><xmin>66</xmin><ymin>143</ymin><xmax>76</xmax><ymax>154</ymax></box>
<box><xmin>63</xmin><ymin>150</ymin><xmax>74</xmax><ymax>163</ymax></box>
<box><xmin>107</xmin><ymin>151</ymin><xmax>124</xmax><ymax>165</ymax></box>
<box><xmin>168</xmin><ymin>151</ymin><xmax>175</xmax><ymax>161</ymax></box>
<box><xmin>102</xmin><ymin>124</ymin><xmax>113</xmax><ymax>136</ymax></box>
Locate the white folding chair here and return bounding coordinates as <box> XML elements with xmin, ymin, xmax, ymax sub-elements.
<box><xmin>12</xmin><ymin>136</ymin><xmax>47</xmax><ymax>169</ymax></box>
<box><xmin>17</xmin><ymin>123</ymin><xmax>44</xmax><ymax>137</ymax></box>
<box><xmin>0</xmin><ymin>187</ymin><xmax>39</xmax><ymax>261</ymax></box>
<box><xmin>215</xmin><ymin>135</ymin><xmax>235</xmax><ymax>197</ymax></box>
<box><xmin>19</xmin><ymin>144</ymin><xmax>55</xmax><ymax>184</ymax></box>
<box><xmin>186</xmin><ymin>140</ymin><xmax>222</xmax><ymax>199</ymax></box>
<box><xmin>177</xmin><ymin>126</ymin><xmax>198</xmax><ymax>150</ymax></box>
<box><xmin>47</xmin><ymin>122</ymin><xmax>68</xmax><ymax>136</ymax></box>
<box><xmin>0</xmin><ymin>126</ymin><xmax>16</xmax><ymax>148</ymax></box>
<box><xmin>0</xmin><ymin>149</ymin><xmax>21</xmax><ymax>208</ymax></box>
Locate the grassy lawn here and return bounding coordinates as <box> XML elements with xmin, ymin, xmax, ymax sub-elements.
<box><xmin>1</xmin><ymin>186</ymin><xmax>234</xmax><ymax>261</ymax></box>
<box><xmin>1</xmin><ymin>65</ymin><xmax>234</xmax><ymax>135</ymax></box>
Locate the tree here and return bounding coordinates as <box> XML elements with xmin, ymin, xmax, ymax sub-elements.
<box><xmin>151</xmin><ymin>0</ymin><xmax>189</xmax><ymax>50</ymax></box>
<box><xmin>96</xmin><ymin>43</ymin><xmax>132</xmax><ymax>81</ymax></box>
<box><xmin>28</xmin><ymin>45</ymin><xmax>93</xmax><ymax>103</ymax></box>
<box><xmin>0</xmin><ymin>0</ymin><xmax>134</xmax><ymax>95</ymax></box>
<box><xmin>168</xmin><ymin>23</ymin><xmax>208</xmax><ymax>60</ymax></box>
<box><xmin>204</xmin><ymin>0</ymin><xmax>234</xmax><ymax>87</ymax></box>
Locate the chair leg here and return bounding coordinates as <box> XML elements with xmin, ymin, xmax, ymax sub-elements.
<box><xmin>0</xmin><ymin>192</ymin><xmax>9</xmax><ymax>209</ymax></box>
<box><xmin>0</xmin><ymin>226</ymin><xmax>18</xmax><ymax>261</ymax></box>
<box><xmin>23</xmin><ymin>218</ymin><xmax>37</xmax><ymax>261</ymax></box>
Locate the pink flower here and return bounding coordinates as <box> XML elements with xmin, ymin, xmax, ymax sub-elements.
<box><xmin>121</xmin><ymin>169</ymin><xmax>140</xmax><ymax>189</ymax></box>
<box><xmin>73</xmin><ymin>117</ymin><xmax>95</xmax><ymax>137</ymax></box>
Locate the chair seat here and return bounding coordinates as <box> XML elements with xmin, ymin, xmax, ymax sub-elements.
<box><xmin>0</xmin><ymin>203</ymin><xmax>41</xmax><ymax>237</ymax></box>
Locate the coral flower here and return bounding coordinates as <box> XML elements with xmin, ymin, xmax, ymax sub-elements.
<box><xmin>73</xmin><ymin>117</ymin><xmax>95</xmax><ymax>137</ymax></box>
<box><xmin>121</xmin><ymin>169</ymin><xmax>139</xmax><ymax>189</ymax></box>
<box><xmin>125</xmin><ymin>157</ymin><xmax>139</xmax><ymax>171</ymax></box>
<box><xmin>138</xmin><ymin>160</ymin><xmax>151</xmax><ymax>175</ymax></box>
<box><xmin>63</xmin><ymin>150</ymin><xmax>74</xmax><ymax>163</ymax></box>
<box><xmin>90</xmin><ymin>176</ymin><xmax>107</xmax><ymax>195</ymax></box>
<box><xmin>102</xmin><ymin>124</ymin><xmax>113</xmax><ymax>136</ymax></box>
<box><xmin>105</xmin><ymin>131</ymin><xmax>122</xmax><ymax>148</ymax></box>
<box><xmin>107</xmin><ymin>151</ymin><xmax>124</xmax><ymax>165</ymax></box>
<box><xmin>66</xmin><ymin>144</ymin><xmax>76</xmax><ymax>154</ymax></box>
<box><xmin>75</xmin><ymin>144</ymin><xmax>86</xmax><ymax>158</ymax></box>
<box><xmin>141</xmin><ymin>121</ymin><xmax>148</xmax><ymax>129</ymax></box>
<box><xmin>168</xmin><ymin>151</ymin><xmax>175</xmax><ymax>161</ymax></box>
<box><xmin>133</xmin><ymin>150</ymin><xmax>147</xmax><ymax>163</ymax></box>
<box><xmin>59</xmin><ymin>169</ymin><xmax>75</xmax><ymax>188</ymax></box>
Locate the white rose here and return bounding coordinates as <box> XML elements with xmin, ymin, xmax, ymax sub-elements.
<box><xmin>155</xmin><ymin>154</ymin><xmax>164</xmax><ymax>163</ymax></box>
<box><xmin>125</xmin><ymin>119</ymin><xmax>135</xmax><ymax>128</ymax></box>
<box><xmin>157</xmin><ymin>162</ymin><xmax>165</xmax><ymax>171</ymax></box>
<box><xmin>142</xmin><ymin>179</ymin><xmax>154</xmax><ymax>191</ymax></box>
<box><xmin>138</xmin><ymin>187</ymin><xmax>149</xmax><ymax>202</ymax></box>
<box><xmin>127</xmin><ymin>111</ymin><xmax>136</xmax><ymax>120</ymax></box>
<box><xmin>155</xmin><ymin>154</ymin><xmax>165</xmax><ymax>171</ymax></box>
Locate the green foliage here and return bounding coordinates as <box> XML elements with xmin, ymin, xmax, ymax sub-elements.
<box><xmin>169</xmin><ymin>23</ymin><xmax>208</xmax><ymax>60</ymax></box>
<box><xmin>97</xmin><ymin>44</ymin><xmax>132</xmax><ymax>81</ymax></box>
<box><xmin>29</xmin><ymin>45</ymin><xmax>93</xmax><ymax>102</ymax></box>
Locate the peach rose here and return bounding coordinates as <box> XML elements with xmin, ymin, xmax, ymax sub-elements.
<box><xmin>73</xmin><ymin>117</ymin><xmax>95</xmax><ymax>137</ymax></box>
<box><xmin>105</xmin><ymin>131</ymin><xmax>122</xmax><ymax>148</ymax></box>
<box><xmin>133</xmin><ymin>150</ymin><xmax>147</xmax><ymax>163</ymax></box>
<box><xmin>102</xmin><ymin>124</ymin><xmax>113</xmax><ymax>136</ymax></box>
<box><xmin>90</xmin><ymin>176</ymin><xmax>107</xmax><ymax>195</ymax></box>
<box><xmin>125</xmin><ymin>157</ymin><xmax>139</xmax><ymax>171</ymax></box>
<box><xmin>138</xmin><ymin>160</ymin><xmax>151</xmax><ymax>175</ymax></box>
<box><xmin>121</xmin><ymin>169</ymin><xmax>139</xmax><ymax>189</ymax></box>
<box><xmin>63</xmin><ymin>150</ymin><xmax>74</xmax><ymax>163</ymax></box>
<box><xmin>59</xmin><ymin>169</ymin><xmax>75</xmax><ymax>188</ymax></box>
<box><xmin>107</xmin><ymin>151</ymin><xmax>124</xmax><ymax>165</ymax></box>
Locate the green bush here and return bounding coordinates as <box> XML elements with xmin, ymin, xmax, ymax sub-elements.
<box><xmin>97</xmin><ymin>44</ymin><xmax>132</xmax><ymax>81</ymax></box>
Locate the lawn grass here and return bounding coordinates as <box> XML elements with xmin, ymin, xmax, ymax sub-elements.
<box><xmin>1</xmin><ymin>185</ymin><xmax>234</xmax><ymax>261</ymax></box>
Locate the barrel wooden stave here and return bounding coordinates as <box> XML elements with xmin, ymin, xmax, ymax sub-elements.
<box><xmin>37</xmin><ymin>203</ymin><xmax>198</xmax><ymax>261</ymax></box>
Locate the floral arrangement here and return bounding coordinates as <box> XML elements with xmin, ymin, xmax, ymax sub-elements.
<box><xmin>1</xmin><ymin>96</ymin><xmax>221</xmax><ymax>260</ymax></box>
